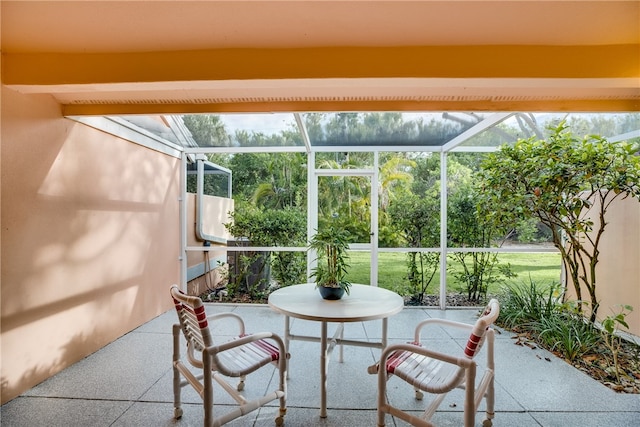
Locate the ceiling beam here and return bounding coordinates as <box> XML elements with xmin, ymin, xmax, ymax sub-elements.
<box><xmin>4</xmin><ymin>45</ymin><xmax>638</xmax><ymax>86</ymax></box>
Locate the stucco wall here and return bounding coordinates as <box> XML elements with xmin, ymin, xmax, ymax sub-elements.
<box><xmin>564</xmin><ymin>195</ymin><xmax>640</xmax><ymax>337</ymax></box>
<box><xmin>1</xmin><ymin>87</ymin><xmax>180</xmax><ymax>403</ymax></box>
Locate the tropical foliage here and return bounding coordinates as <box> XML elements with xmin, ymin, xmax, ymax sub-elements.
<box><xmin>224</xmin><ymin>204</ymin><xmax>307</xmax><ymax>293</ymax></box>
<box><xmin>448</xmin><ymin>184</ymin><xmax>515</xmax><ymax>301</ymax></box>
<box><xmin>184</xmin><ymin>113</ymin><xmax>639</xmax><ymax>307</ymax></box>
<box><xmin>308</xmin><ymin>222</ymin><xmax>352</xmax><ymax>293</ymax></box>
<box><xmin>497</xmin><ymin>279</ymin><xmax>639</xmax><ymax>392</ymax></box>
<box><xmin>478</xmin><ymin>121</ymin><xmax>640</xmax><ymax>320</ymax></box>
<box><xmin>387</xmin><ymin>192</ymin><xmax>439</xmax><ymax>303</ymax></box>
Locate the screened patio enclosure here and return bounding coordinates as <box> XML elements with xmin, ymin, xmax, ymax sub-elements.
<box><xmin>75</xmin><ymin>111</ymin><xmax>640</xmax><ymax>307</ymax></box>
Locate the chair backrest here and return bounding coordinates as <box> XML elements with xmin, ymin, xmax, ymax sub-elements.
<box><xmin>170</xmin><ymin>285</ymin><xmax>213</xmax><ymax>352</ymax></box>
<box><xmin>463</xmin><ymin>298</ymin><xmax>500</xmax><ymax>359</ymax></box>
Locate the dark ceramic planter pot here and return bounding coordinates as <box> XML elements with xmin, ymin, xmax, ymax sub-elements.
<box><xmin>318</xmin><ymin>286</ymin><xmax>345</xmax><ymax>300</ymax></box>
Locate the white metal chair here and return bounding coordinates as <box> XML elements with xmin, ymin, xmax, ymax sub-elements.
<box><xmin>368</xmin><ymin>299</ymin><xmax>500</xmax><ymax>427</ymax></box>
<box><xmin>170</xmin><ymin>285</ymin><xmax>287</xmax><ymax>426</ymax></box>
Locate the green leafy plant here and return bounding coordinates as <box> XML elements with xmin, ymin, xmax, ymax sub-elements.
<box><xmin>225</xmin><ymin>204</ymin><xmax>306</xmax><ymax>294</ymax></box>
<box><xmin>499</xmin><ymin>278</ymin><xmax>600</xmax><ymax>363</ymax></box>
<box><xmin>497</xmin><ymin>278</ymin><xmax>640</xmax><ymax>393</ymax></box>
<box><xmin>497</xmin><ymin>277</ymin><xmax>561</xmax><ymax>330</ymax></box>
<box><xmin>388</xmin><ymin>193</ymin><xmax>440</xmax><ymax>304</ymax></box>
<box><xmin>448</xmin><ymin>186</ymin><xmax>514</xmax><ymax>302</ymax></box>
<box><xmin>537</xmin><ymin>313</ymin><xmax>601</xmax><ymax>363</ymax></box>
<box><xmin>308</xmin><ymin>222</ymin><xmax>352</xmax><ymax>294</ymax></box>
<box><xmin>478</xmin><ymin>122</ymin><xmax>640</xmax><ymax>321</ymax></box>
<box><xmin>601</xmin><ymin>304</ymin><xmax>633</xmax><ymax>383</ymax></box>
<box><xmin>404</xmin><ymin>252</ymin><xmax>440</xmax><ymax>304</ymax></box>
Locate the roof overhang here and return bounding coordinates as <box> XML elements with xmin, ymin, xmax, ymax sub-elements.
<box><xmin>2</xmin><ymin>1</ymin><xmax>639</xmax><ymax>114</ymax></box>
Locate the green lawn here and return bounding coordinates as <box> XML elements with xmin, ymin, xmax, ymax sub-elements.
<box><xmin>346</xmin><ymin>251</ymin><xmax>561</xmax><ymax>296</ymax></box>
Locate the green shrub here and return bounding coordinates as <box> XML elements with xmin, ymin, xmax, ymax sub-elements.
<box><xmin>498</xmin><ymin>277</ymin><xmax>603</xmax><ymax>363</ymax></box>
<box><xmin>536</xmin><ymin>312</ymin><xmax>601</xmax><ymax>362</ymax></box>
<box><xmin>601</xmin><ymin>305</ymin><xmax>634</xmax><ymax>383</ymax></box>
<box><xmin>496</xmin><ymin>278</ymin><xmax>561</xmax><ymax>330</ymax></box>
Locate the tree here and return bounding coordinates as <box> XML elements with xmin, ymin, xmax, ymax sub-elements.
<box><xmin>388</xmin><ymin>193</ymin><xmax>440</xmax><ymax>303</ymax></box>
<box><xmin>183</xmin><ymin>115</ymin><xmax>230</xmax><ymax>146</ymax></box>
<box><xmin>409</xmin><ymin>151</ymin><xmax>512</xmax><ymax>302</ymax></box>
<box><xmin>477</xmin><ymin>122</ymin><xmax>640</xmax><ymax>321</ymax></box>
<box><xmin>378</xmin><ymin>153</ymin><xmax>415</xmax><ymax>211</ymax></box>
<box><xmin>448</xmin><ymin>185</ymin><xmax>514</xmax><ymax>301</ymax></box>
<box><xmin>251</xmin><ymin>152</ymin><xmax>307</xmax><ymax>209</ymax></box>
<box><xmin>411</xmin><ymin>153</ymin><xmax>440</xmax><ymax>196</ymax></box>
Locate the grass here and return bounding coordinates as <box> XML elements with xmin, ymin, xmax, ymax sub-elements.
<box><xmin>346</xmin><ymin>251</ymin><xmax>562</xmax><ymax>295</ymax></box>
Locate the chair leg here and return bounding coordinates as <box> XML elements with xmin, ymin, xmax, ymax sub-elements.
<box><xmin>464</xmin><ymin>364</ymin><xmax>477</xmax><ymax>427</ymax></box>
<box><xmin>484</xmin><ymin>332</ymin><xmax>496</xmax><ymax>426</ymax></box>
<box><xmin>172</xmin><ymin>325</ymin><xmax>183</xmax><ymax>419</ymax></box>
<box><xmin>275</xmin><ymin>354</ymin><xmax>287</xmax><ymax>426</ymax></box>
<box><xmin>237</xmin><ymin>375</ymin><xmax>246</xmax><ymax>391</ymax></box>
<box><xmin>483</xmin><ymin>374</ymin><xmax>495</xmax><ymax>426</ymax></box>
<box><xmin>377</xmin><ymin>369</ymin><xmax>387</xmax><ymax>426</ymax></box>
<box><xmin>203</xmin><ymin>354</ymin><xmax>214</xmax><ymax>427</ymax></box>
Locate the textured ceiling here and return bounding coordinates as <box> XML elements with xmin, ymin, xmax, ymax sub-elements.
<box><xmin>4</xmin><ymin>1</ymin><xmax>639</xmax><ymax>52</ymax></box>
<box><xmin>2</xmin><ymin>1</ymin><xmax>639</xmax><ymax>113</ymax></box>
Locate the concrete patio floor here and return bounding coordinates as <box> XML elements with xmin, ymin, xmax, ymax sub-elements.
<box><xmin>2</xmin><ymin>303</ymin><xmax>639</xmax><ymax>426</ymax></box>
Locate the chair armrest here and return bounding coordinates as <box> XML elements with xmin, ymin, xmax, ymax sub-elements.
<box><xmin>413</xmin><ymin>318</ymin><xmax>473</xmax><ymax>342</ymax></box>
<box><xmin>206</xmin><ymin>312</ymin><xmax>246</xmax><ymax>336</ymax></box>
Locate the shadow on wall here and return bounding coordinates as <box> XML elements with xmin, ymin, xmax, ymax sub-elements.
<box><xmin>0</xmin><ymin>331</ymin><xmax>89</xmax><ymax>403</ymax></box>
<box><xmin>1</xmin><ymin>90</ymin><xmax>180</xmax><ymax>403</ymax></box>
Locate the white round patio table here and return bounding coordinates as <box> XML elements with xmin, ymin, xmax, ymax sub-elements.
<box><xmin>268</xmin><ymin>283</ymin><xmax>404</xmax><ymax>418</ymax></box>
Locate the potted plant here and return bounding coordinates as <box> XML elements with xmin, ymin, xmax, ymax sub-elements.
<box><xmin>308</xmin><ymin>223</ymin><xmax>352</xmax><ymax>299</ymax></box>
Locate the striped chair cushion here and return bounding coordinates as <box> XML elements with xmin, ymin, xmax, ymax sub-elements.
<box><xmin>215</xmin><ymin>335</ymin><xmax>281</xmax><ymax>376</ymax></box>
<box><xmin>384</xmin><ymin>343</ymin><xmax>465</xmax><ymax>393</ymax></box>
